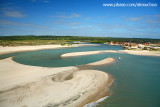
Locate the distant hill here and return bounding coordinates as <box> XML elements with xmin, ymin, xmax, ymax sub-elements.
<box><xmin>0</xmin><ymin>35</ymin><xmax>159</xmax><ymax>43</ymax></box>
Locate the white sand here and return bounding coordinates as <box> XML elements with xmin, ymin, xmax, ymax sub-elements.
<box><xmin>61</xmin><ymin>50</ymin><xmax>160</xmax><ymax>57</ymax></box>
<box><xmin>121</xmin><ymin>50</ymin><xmax>160</xmax><ymax>56</ymax></box>
<box><xmin>61</xmin><ymin>50</ymin><xmax>118</xmax><ymax>57</ymax></box>
<box><xmin>86</xmin><ymin>58</ymin><xmax>115</xmax><ymax>66</ymax></box>
<box><xmin>0</xmin><ymin>57</ymin><xmax>113</xmax><ymax>107</ymax></box>
<box><xmin>0</xmin><ymin>46</ymin><xmax>114</xmax><ymax>107</ymax></box>
<box><xmin>0</xmin><ymin>44</ymin><xmax>99</xmax><ymax>55</ymax></box>
<box><xmin>3</xmin><ymin>44</ymin><xmax>159</xmax><ymax>107</ymax></box>
<box><xmin>0</xmin><ymin>68</ymin><xmax>110</xmax><ymax>107</ymax></box>
<box><xmin>0</xmin><ymin>57</ymin><xmax>76</xmax><ymax>91</ymax></box>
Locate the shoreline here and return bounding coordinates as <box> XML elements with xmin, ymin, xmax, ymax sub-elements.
<box><xmin>61</xmin><ymin>50</ymin><xmax>160</xmax><ymax>57</ymax></box>
<box><xmin>85</xmin><ymin>58</ymin><xmax>115</xmax><ymax>66</ymax></box>
<box><xmin>1</xmin><ymin>44</ymin><xmax>159</xmax><ymax>106</ymax></box>
<box><xmin>61</xmin><ymin>50</ymin><xmax>118</xmax><ymax>57</ymax></box>
<box><xmin>0</xmin><ymin>46</ymin><xmax>114</xmax><ymax>107</ymax></box>
<box><xmin>84</xmin><ymin>73</ymin><xmax>114</xmax><ymax>107</ymax></box>
<box><xmin>1</xmin><ymin>44</ymin><xmax>159</xmax><ymax>57</ymax></box>
<box><xmin>122</xmin><ymin>50</ymin><xmax>160</xmax><ymax>57</ymax></box>
<box><xmin>0</xmin><ymin>44</ymin><xmax>99</xmax><ymax>55</ymax></box>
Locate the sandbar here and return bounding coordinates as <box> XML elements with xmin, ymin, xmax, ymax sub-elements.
<box><xmin>61</xmin><ymin>50</ymin><xmax>118</xmax><ymax>57</ymax></box>
<box><xmin>61</xmin><ymin>50</ymin><xmax>160</xmax><ymax>57</ymax></box>
<box><xmin>0</xmin><ymin>46</ymin><xmax>114</xmax><ymax>107</ymax></box>
<box><xmin>86</xmin><ymin>58</ymin><xmax>115</xmax><ymax>66</ymax></box>
<box><xmin>0</xmin><ymin>60</ymin><xmax>112</xmax><ymax>107</ymax></box>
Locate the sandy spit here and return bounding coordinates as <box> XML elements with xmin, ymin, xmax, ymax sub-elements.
<box><xmin>0</xmin><ymin>44</ymin><xmax>99</xmax><ymax>55</ymax></box>
<box><xmin>0</xmin><ymin>57</ymin><xmax>77</xmax><ymax>91</ymax></box>
<box><xmin>86</xmin><ymin>58</ymin><xmax>115</xmax><ymax>66</ymax></box>
<box><xmin>121</xmin><ymin>50</ymin><xmax>160</xmax><ymax>56</ymax></box>
<box><xmin>61</xmin><ymin>50</ymin><xmax>160</xmax><ymax>57</ymax></box>
<box><xmin>0</xmin><ymin>48</ymin><xmax>114</xmax><ymax>107</ymax></box>
<box><xmin>61</xmin><ymin>50</ymin><xmax>118</xmax><ymax>57</ymax></box>
<box><xmin>0</xmin><ymin>57</ymin><xmax>113</xmax><ymax>107</ymax></box>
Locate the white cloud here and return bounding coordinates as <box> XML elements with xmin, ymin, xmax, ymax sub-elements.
<box><xmin>0</xmin><ymin>19</ymin><xmax>32</xmax><ymax>26</ymax></box>
<box><xmin>85</xmin><ymin>17</ymin><xmax>91</xmax><ymax>20</ymax></box>
<box><xmin>155</xmin><ymin>14</ymin><xmax>160</xmax><ymax>18</ymax></box>
<box><xmin>2</xmin><ymin>10</ymin><xmax>25</xmax><ymax>18</ymax></box>
<box><xmin>126</xmin><ymin>17</ymin><xmax>143</xmax><ymax>21</ymax></box>
<box><xmin>125</xmin><ymin>15</ymin><xmax>160</xmax><ymax>26</ymax></box>
<box><xmin>52</xmin><ymin>13</ymin><xmax>81</xmax><ymax>18</ymax></box>
<box><xmin>53</xmin><ymin>19</ymin><xmax>80</xmax><ymax>26</ymax></box>
<box><xmin>0</xmin><ymin>19</ymin><xmax>48</xmax><ymax>30</ymax></box>
<box><xmin>0</xmin><ymin>7</ymin><xmax>26</xmax><ymax>18</ymax></box>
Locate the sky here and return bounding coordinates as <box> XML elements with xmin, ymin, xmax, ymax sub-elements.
<box><xmin>0</xmin><ymin>0</ymin><xmax>160</xmax><ymax>39</ymax></box>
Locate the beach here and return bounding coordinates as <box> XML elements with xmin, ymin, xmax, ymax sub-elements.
<box><xmin>1</xmin><ymin>44</ymin><xmax>160</xmax><ymax>107</ymax></box>
<box><xmin>0</xmin><ymin>44</ymin><xmax>100</xmax><ymax>55</ymax></box>
<box><xmin>61</xmin><ymin>50</ymin><xmax>160</xmax><ymax>57</ymax></box>
<box><xmin>1</xmin><ymin>44</ymin><xmax>159</xmax><ymax>57</ymax></box>
<box><xmin>122</xmin><ymin>50</ymin><xmax>160</xmax><ymax>57</ymax></box>
<box><xmin>1</xmin><ymin>0</ymin><xmax>160</xmax><ymax>106</ymax></box>
<box><xmin>0</xmin><ymin>44</ymin><xmax>113</xmax><ymax>107</ymax></box>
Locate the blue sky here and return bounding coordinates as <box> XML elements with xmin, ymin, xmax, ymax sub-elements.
<box><xmin>0</xmin><ymin>0</ymin><xmax>160</xmax><ymax>38</ymax></box>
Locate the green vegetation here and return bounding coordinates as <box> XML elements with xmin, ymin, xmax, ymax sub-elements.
<box><xmin>0</xmin><ymin>40</ymin><xmax>68</xmax><ymax>46</ymax></box>
<box><xmin>61</xmin><ymin>43</ymin><xmax>73</xmax><ymax>46</ymax></box>
<box><xmin>90</xmin><ymin>40</ymin><xmax>106</xmax><ymax>44</ymax></box>
<box><xmin>127</xmin><ymin>48</ymin><xmax>142</xmax><ymax>51</ymax></box>
<box><xmin>0</xmin><ymin>35</ymin><xmax>160</xmax><ymax>46</ymax></box>
<box><xmin>149</xmin><ymin>49</ymin><xmax>160</xmax><ymax>51</ymax></box>
<box><xmin>143</xmin><ymin>46</ymin><xmax>147</xmax><ymax>50</ymax></box>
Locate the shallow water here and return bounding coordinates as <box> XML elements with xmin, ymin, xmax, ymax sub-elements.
<box><xmin>1</xmin><ymin>44</ymin><xmax>160</xmax><ymax>107</ymax></box>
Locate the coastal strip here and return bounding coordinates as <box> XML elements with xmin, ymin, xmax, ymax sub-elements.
<box><xmin>0</xmin><ymin>63</ymin><xmax>113</xmax><ymax>107</ymax></box>
<box><xmin>0</xmin><ymin>44</ymin><xmax>99</xmax><ymax>55</ymax></box>
<box><xmin>0</xmin><ymin>44</ymin><xmax>159</xmax><ymax>57</ymax></box>
<box><xmin>122</xmin><ymin>50</ymin><xmax>160</xmax><ymax>57</ymax></box>
<box><xmin>61</xmin><ymin>50</ymin><xmax>160</xmax><ymax>57</ymax></box>
<box><xmin>0</xmin><ymin>52</ymin><xmax>114</xmax><ymax>107</ymax></box>
<box><xmin>1</xmin><ymin>45</ymin><xmax>159</xmax><ymax>107</ymax></box>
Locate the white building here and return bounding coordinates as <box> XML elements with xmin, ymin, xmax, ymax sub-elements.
<box><xmin>138</xmin><ymin>44</ymin><xmax>145</xmax><ymax>49</ymax></box>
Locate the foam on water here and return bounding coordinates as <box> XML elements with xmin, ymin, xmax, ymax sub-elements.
<box><xmin>84</xmin><ymin>96</ymin><xmax>108</xmax><ymax>107</ymax></box>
